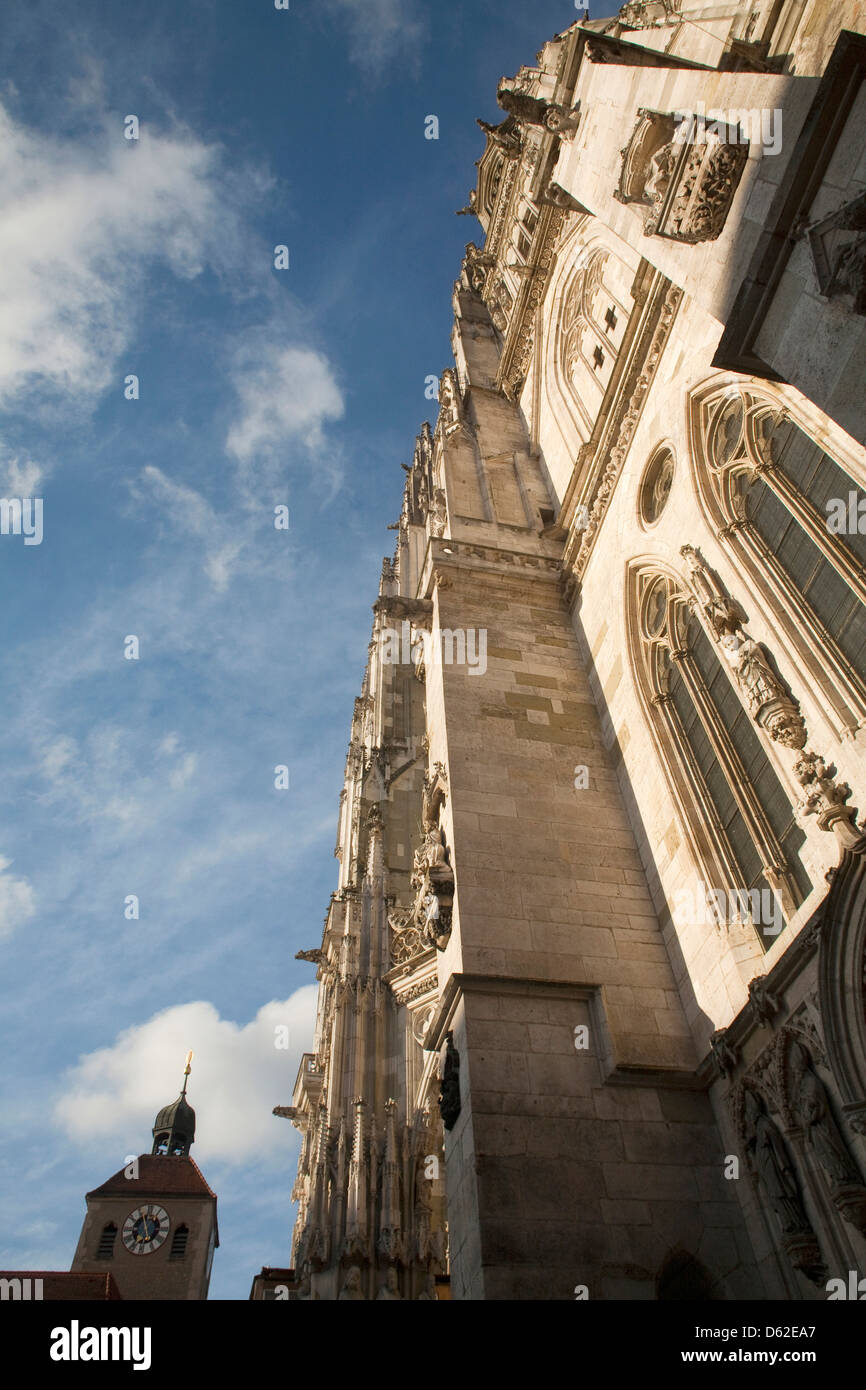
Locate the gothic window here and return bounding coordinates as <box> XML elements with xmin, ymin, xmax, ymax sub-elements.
<box><xmin>511</xmin><ymin>200</ymin><xmax>539</xmax><ymax>265</ymax></box>
<box><xmin>169</xmin><ymin>1224</ymin><xmax>189</xmax><ymax>1260</ymax></box>
<box><xmin>691</xmin><ymin>385</ymin><xmax>866</xmax><ymax>732</ymax></box>
<box><xmin>639</xmin><ymin>446</ymin><xmax>675</xmax><ymax>526</ymax></box>
<box><xmin>558</xmin><ymin>248</ymin><xmax>629</xmax><ymax>417</ymax></box>
<box><xmin>96</xmin><ymin>1222</ymin><xmax>117</xmax><ymax>1259</ymax></box>
<box><xmin>631</xmin><ymin>569</ymin><xmax>810</xmax><ymax>943</ymax></box>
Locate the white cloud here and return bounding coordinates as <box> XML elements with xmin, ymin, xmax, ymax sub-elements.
<box><xmin>168</xmin><ymin>752</ymin><xmax>198</xmax><ymax>790</ymax></box>
<box><xmin>0</xmin><ymin>102</ymin><xmax>240</xmax><ymax>413</ymax></box>
<box><xmin>324</xmin><ymin>0</ymin><xmax>426</xmax><ymax>75</ymax></box>
<box><xmin>54</xmin><ymin>990</ymin><xmax>319</xmax><ymax>1164</ymax></box>
<box><xmin>226</xmin><ymin>344</ymin><xmax>344</xmax><ymax>466</ymax></box>
<box><xmin>0</xmin><ymin>854</ymin><xmax>36</xmax><ymax>940</ymax></box>
<box><xmin>1</xmin><ymin>452</ymin><xmax>44</xmax><ymax>495</ymax></box>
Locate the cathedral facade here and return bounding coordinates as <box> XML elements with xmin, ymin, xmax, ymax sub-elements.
<box><xmin>284</xmin><ymin>0</ymin><xmax>866</xmax><ymax>1300</ymax></box>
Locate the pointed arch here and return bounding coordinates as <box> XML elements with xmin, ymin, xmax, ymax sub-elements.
<box><xmin>626</xmin><ymin>557</ymin><xmax>810</xmax><ymax>942</ymax></box>
<box><xmin>687</xmin><ymin>377</ymin><xmax>866</xmax><ymax>735</ymax></box>
<box><xmin>542</xmin><ymin>224</ymin><xmax>633</xmax><ymax>450</ymax></box>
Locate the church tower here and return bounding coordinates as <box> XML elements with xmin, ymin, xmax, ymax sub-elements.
<box><xmin>71</xmin><ymin>1055</ymin><xmax>218</xmax><ymax>1300</ymax></box>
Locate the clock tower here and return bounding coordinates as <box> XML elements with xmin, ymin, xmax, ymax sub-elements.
<box><xmin>70</xmin><ymin>1055</ymin><xmax>218</xmax><ymax>1300</ymax></box>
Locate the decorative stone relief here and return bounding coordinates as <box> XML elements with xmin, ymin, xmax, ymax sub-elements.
<box><xmin>794</xmin><ymin>751</ymin><xmax>866</xmax><ymax>855</ymax></box>
<box><xmin>616</xmin><ymin>109</ymin><xmax>748</xmax><ymax>243</ymax></box>
<box><xmin>743</xmin><ymin>1089</ymin><xmax>826</xmax><ymax>1283</ymax></box>
<box><xmin>791</xmin><ymin>1039</ymin><xmax>866</xmax><ymax>1234</ymax></box>
<box><xmin>680</xmin><ymin>544</ymin><xmax>807</xmax><ymax>749</ymax></box>
<box><xmin>496</xmin><ymin>80</ymin><xmax>580</xmax><ymax>137</ymax></box>
<box><xmin>806</xmin><ymin>190</ymin><xmax>866</xmax><ymax>316</ymax></box>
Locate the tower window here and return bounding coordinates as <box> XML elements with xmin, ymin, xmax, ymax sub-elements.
<box><xmin>96</xmin><ymin>1223</ymin><xmax>117</xmax><ymax>1259</ymax></box>
<box><xmin>592</xmin><ymin>345</ymin><xmax>605</xmax><ymax>370</ymax></box>
<box><xmin>604</xmin><ymin>305</ymin><xmax>618</xmax><ymax>331</ymax></box>
<box><xmin>169</xmin><ymin>1225</ymin><xmax>189</xmax><ymax>1260</ymax></box>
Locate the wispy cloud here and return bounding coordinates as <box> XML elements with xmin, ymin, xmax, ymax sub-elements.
<box><xmin>323</xmin><ymin>0</ymin><xmax>427</xmax><ymax>76</ymax></box>
<box><xmin>0</xmin><ymin>450</ymin><xmax>45</xmax><ymax>494</ymax></box>
<box><xmin>0</xmin><ymin>855</ymin><xmax>36</xmax><ymax>940</ymax></box>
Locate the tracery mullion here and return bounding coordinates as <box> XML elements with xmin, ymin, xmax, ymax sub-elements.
<box><xmin>725</xmin><ymin>516</ymin><xmax>866</xmax><ymax>730</ymax></box>
<box><xmin>673</xmin><ymin>649</ymin><xmax>796</xmax><ymax>909</ymax></box>
<box><xmin>756</xmin><ymin>462</ymin><xmax>866</xmax><ymax>608</ymax></box>
<box><xmin>652</xmin><ymin>682</ymin><xmax>746</xmax><ymax>900</ymax></box>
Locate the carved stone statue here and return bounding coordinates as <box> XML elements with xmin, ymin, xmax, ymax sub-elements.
<box><xmin>720</xmin><ymin>632</ymin><xmax>783</xmax><ymax>713</ymax></box>
<box><xmin>337</xmin><ymin>1266</ymin><xmax>365</xmax><ymax>1300</ymax></box>
<box><xmin>376</xmin><ymin>1267</ymin><xmax>402</xmax><ymax>1300</ymax></box>
<box><xmin>439</xmin><ymin>1031</ymin><xmax>461</xmax><ymax>1131</ymax></box>
<box><xmin>417</xmin><ymin>1273</ymin><xmax>438</xmax><ymax>1300</ymax></box>
<box><xmin>744</xmin><ymin>1091</ymin><xmax>811</xmax><ymax>1237</ymax></box>
<box><xmin>793</xmin><ymin>1042</ymin><xmax>862</xmax><ymax>1188</ymax></box>
<box><xmin>438</xmin><ymin>371</ymin><xmax>461</xmax><ymax>435</ymax></box>
<box><xmin>497</xmin><ymin>81</ymin><xmax>580</xmax><ymax>135</ymax></box>
<box><xmin>429</xmin><ymin>487</ymin><xmax>448</xmax><ymax>537</ymax></box>
<box><xmin>794</xmin><ymin>750</ymin><xmax>865</xmax><ymax>852</ymax></box>
<box><xmin>423</xmin><ymin>825</ymin><xmax>448</xmax><ymax>871</ymax></box>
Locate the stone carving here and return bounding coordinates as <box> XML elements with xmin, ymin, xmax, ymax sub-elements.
<box><xmin>794</xmin><ymin>750</ymin><xmax>866</xmax><ymax>854</ymax></box>
<box><xmin>709</xmin><ymin>1028</ymin><xmax>738</xmax><ymax>1078</ymax></box>
<box><xmin>791</xmin><ymin>1041</ymin><xmax>866</xmax><ymax>1232</ymax></box>
<box><xmin>806</xmin><ymin>191</ymin><xmax>866</xmax><ymax>316</ymax></box>
<box><xmin>295</xmin><ymin>948</ymin><xmax>324</xmax><ymax>965</ymax></box>
<box><xmin>616</xmin><ymin>109</ymin><xmax>747</xmax><ymax>243</ymax></box>
<box><xmin>463</xmin><ymin>242</ymin><xmax>494</xmax><ymax>294</ymax></box>
<box><xmin>421</xmin><ymin>889</ymin><xmax>453</xmax><ymax>952</ymax></box>
<box><xmin>388</xmin><ymin>907</ymin><xmax>426</xmax><ymax>966</ymax></box>
<box><xmin>439</xmin><ymin>1031</ymin><xmax>461</xmax><ymax>1131</ymax></box>
<box><xmin>496</xmin><ymin>80</ymin><xmax>580</xmax><ymax>136</ymax></box>
<box><xmin>748</xmin><ymin>976</ymin><xmax>781</xmax><ymax>1027</ymax></box>
<box><xmin>744</xmin><ymin>1090</ymin><xmax>826</xmax><ymax>1282</ymax></box>
<box><xmin>417</xmin><ymin>1272</ymin><xmax>438</xmax><ymax>1300</ymax></box>
<box><xmin>376</xmin><ymin>1267</ymin><xmax>402</xmax><ymax>1299</ymax></box>
<box><xmin>681</xmin><ymin>544</ymin><xmax>806</xmax><ymax>749</ymax></box>
<box><xmin>337</xmin><ymin>1267</ymin><xmax>365</xmax><ymax>1300</ymax></box>
<box><xmin>429</xmin><ymin>488</ymin><xmax>448</xmax><ymax>538</ymax></box>
<box><xmin>455</xmin><ymin>190</ymin><xmax>478</xmax><ymax>217</ymax></box>
<box><xmin>437</xmin><ymin>369</ymin><xmax>462</xmax><ymax>438</ymax></box>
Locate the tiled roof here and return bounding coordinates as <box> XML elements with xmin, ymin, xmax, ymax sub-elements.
<box><xmin>87</xmin><ymin>1154</ymin><xmax>217</xmax><ymax>1201</ymax></box>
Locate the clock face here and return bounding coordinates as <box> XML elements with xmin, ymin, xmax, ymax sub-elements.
<box><xmin>122</xmin><ymin>1204</ymin><xmax>170</xmax><ymax>1255</ymax></box>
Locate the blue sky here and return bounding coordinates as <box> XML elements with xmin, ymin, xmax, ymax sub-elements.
<box><xmin>0</xmin><ymin>0</ymin><xmax>618</xmax><ymax>1298</ymax></box>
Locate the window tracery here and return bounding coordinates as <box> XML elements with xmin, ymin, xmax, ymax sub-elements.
<box><xmin>630</xmin><ymin>566</ymin><xmax>810</xmax><ymax>941</ymax></box>
<box><xmin>690</xmin><ymin>384</ymin><xmax>866</xmax><ymax>733</ymax></box>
